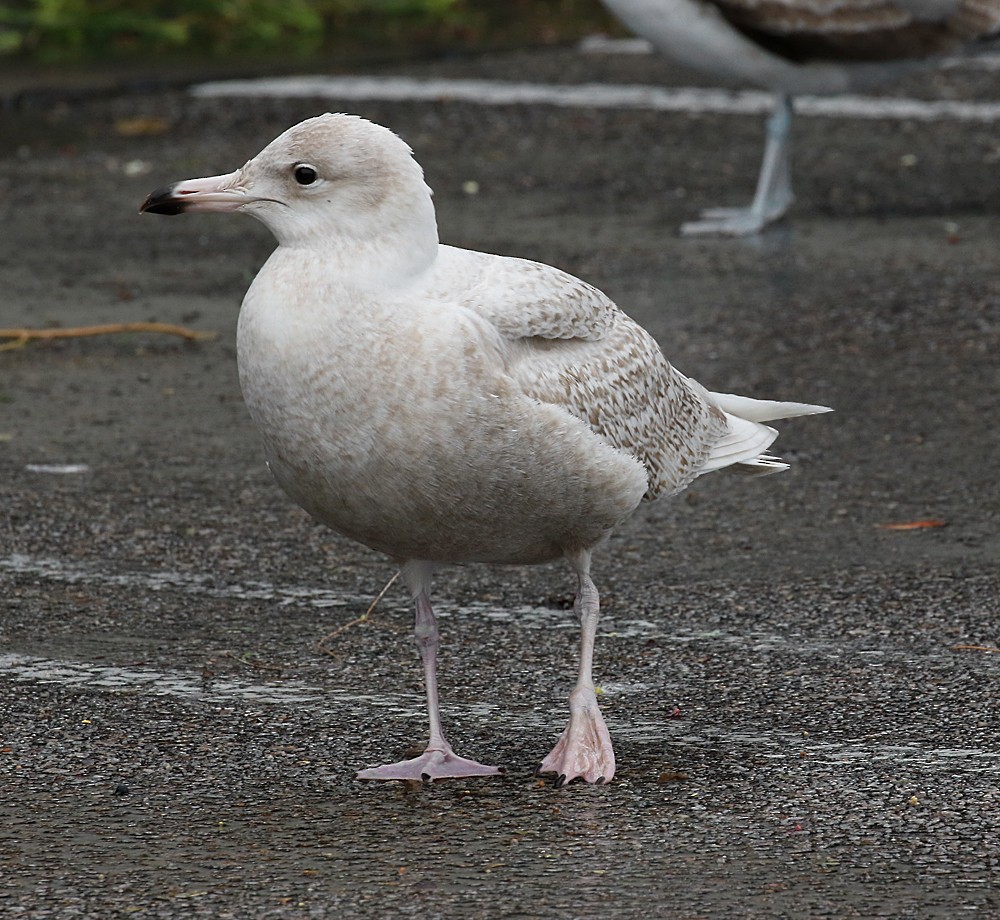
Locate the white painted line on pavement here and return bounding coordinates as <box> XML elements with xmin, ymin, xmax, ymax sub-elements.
<box><xmin>3</xmin><ymin>651</ymin><xmax>998</xmax><ymax>772</ymax></box>
<box><xmin>0</xmin><ymin>651</ymin><xmax>325</xmax><ymax>705</ymax></box>
<box><xmin>0</xmin><ymin>553</ymin><xmax>353</xmax><ymax>611</ymax></box>
<box><xmin>0</xmin><ymin>651</ymin><xmax>443</xmax><ymax>718</ymax></box>
<box><xmin>191</xmin><ymin>75</ymin><xmax>1000</xmax><ymax>122</ymax></box>
<box><xmin>0</xmin><ymin>552</ymin><xmax>574</xmax><ymax>627</ymax></box>
<box><xmin>1</xmin><ymin>554</ymin><xmax>987</xmax><ymax>656</ymax></box>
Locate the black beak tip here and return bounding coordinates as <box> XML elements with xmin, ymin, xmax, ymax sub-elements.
<box><xmin>140</xmin><ymin>184</ymin><xmax>186</xmax><ymax>216</ymax></box>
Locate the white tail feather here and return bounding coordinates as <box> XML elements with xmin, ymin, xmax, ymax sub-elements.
<box><xmin>700</xmin><ymin>414</ymin><xmax>777</xmax><ymax>473</ymax></box>
<box><xmin>730</xmin><ymin>454</ymin><xmax>791</xmax><ymax>476</ymax></box>
<box><xmin>699</xmin><ymin>393</ymin><xmax>831</xmax><ymax>478</ymax></box>
<box><xmin>710</xmin><ymin>392</ymin><xmax>832</xmax><ymax>422</ymax></box>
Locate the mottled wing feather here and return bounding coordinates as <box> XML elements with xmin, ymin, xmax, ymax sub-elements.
<box><xmin>511</xmin><ymin>317</ymin><xmax>727</xmax><ymax>499</ymax></box>
<box><xmin>464</xmin><ymin>251</ymin><xmax>617</xmax><ymax>341</ymax></box>
<box><xmin>452</xmin><ymin>250</ymin><xmax>727</xmax><ymax>500</ymax></box>
<box><xmin>710</xmin><ymin>0</ymin><xmax>1000</xmax><ymax>61</ymax></box>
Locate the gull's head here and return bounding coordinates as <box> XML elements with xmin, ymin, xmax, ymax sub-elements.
<box><xmin>140</xmin><ymin>113</ymin><xmax>438</xmax><ymax>258</ymax></box>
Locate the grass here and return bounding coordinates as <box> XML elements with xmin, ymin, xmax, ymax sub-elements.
<box><xmin>0</xmin><ymin>0</ymin><xmax>617</xmax><ymax>62</ymax></box>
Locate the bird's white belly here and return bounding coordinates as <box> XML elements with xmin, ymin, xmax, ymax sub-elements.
<box><xmin>603</xmin><ymin>0</ymin><xmax>862</xmax><ymax>93</ymax></box>
<box><xmin>603</xmin><ymin>0</ymin><xmax>932</xmax><ymax>94</ymax></box>
<box><xmin>236</xmin><ymin>287</ymin><xmax>647</xmax><ymax>566</ymax></box>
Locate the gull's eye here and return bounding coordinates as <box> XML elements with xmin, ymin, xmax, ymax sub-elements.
<box><xmin>294</xmin><ymin>164</ymin><xmax>318</xmax><ymax>186</ymax></box>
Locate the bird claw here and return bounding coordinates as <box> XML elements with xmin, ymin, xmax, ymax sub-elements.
<box><xmin>550</xmin><ymin>771</ymin><xmax>606</xmax><ymax>789</ymax></box>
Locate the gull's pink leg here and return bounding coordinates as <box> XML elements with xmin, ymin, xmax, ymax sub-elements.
<box><xmin>539</xmin><ymin>551</ymin><xmax>615</xmax><ymax>786</ymax></box>
<box><xmin>358</xmin><ymin>582</ymin><xmax>501</xmax><ymax>782</ymax></box>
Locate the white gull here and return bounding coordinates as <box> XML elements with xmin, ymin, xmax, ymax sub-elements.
<box><xmin>601</xmin><ymin>0</ymin><xmax>1000</xmax><ymax>235</ymax></box>
<box><xmin>140</xmin><ymin>113</ymin><xmax>830</xmax><ymax>785</ymax></box>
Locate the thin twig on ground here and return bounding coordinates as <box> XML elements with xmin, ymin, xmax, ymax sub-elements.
<box><xmin>0</xmin><ymin>322</ymin><xmax>216</xmax><ymax>351</ymax></box>
<box><xmin>316</xmin><ymin>570</ymin><xmax>400</xmax><ymax>657</ymax></box>
<box><xmin>221</xmin><ymin>651</ymin><xmax>285</xmax><ymax>674</ymax></box>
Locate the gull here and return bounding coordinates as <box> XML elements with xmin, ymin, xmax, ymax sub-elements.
<box><xmin>601</xmin><ymin>0</ymin><xmax>1000</xmax><ymax>235</ymax></box>
<box><xmin>140</xmin><ymin>113</ymin><xmax>830</xmax><ymax>785</ymax></box>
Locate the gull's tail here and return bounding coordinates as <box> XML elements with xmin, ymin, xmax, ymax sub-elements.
<box><xmin>700</xmin><ymin>392</ymin><xmax>831</xmax><ymax>477</ymax></box>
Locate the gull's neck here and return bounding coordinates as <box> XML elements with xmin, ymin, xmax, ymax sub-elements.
<box><xmin>274</xmin><ymin>189</ymin><xmax>439</xmax><ymax>287</ymax></box>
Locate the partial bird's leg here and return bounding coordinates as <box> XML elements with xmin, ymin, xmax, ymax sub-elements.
<box><xmin>681</xmin><ymin>93</ymin><xmax>794</xmax><ymax>237</ymax></box>
<box><xmin>539</xmin><ymin>550</ymin><xmax>615</xmax><ymax>786</ymax></box>
<box><xmin>357</xmin><ymin>564</ymin><xmax>501</xmax><ymax>782</ymax></box>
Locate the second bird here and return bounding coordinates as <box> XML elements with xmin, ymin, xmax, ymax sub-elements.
<box><xmin>602</xmin><ymin>0</ymin><xmax>1000</xmax><ymax>235</ymax></box>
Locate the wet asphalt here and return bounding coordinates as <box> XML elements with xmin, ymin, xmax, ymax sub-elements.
<box><xmin>1</xmin><ymin>42</ymin><xmax>999</xmax><ymax>919</ymax></box>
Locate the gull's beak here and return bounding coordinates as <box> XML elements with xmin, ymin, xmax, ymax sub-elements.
<box><xmin>139</xmin><ymin>172</ymin><xmax>247</xmax><ymax>216</ymax></box>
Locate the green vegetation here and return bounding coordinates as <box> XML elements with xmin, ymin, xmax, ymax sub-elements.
<box><xmin>0</xmin><ymin>0</ymin><xmax>324</xmax><ymax>58</ymax></box>
<box><xmin>0</xmin><ymin>0</ymin><xmax>613</xmax><ymax>61</ymax></box>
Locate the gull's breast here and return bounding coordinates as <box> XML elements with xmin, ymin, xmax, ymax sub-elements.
<box><xmin>235</xmin><ymin>276</ymin><xmax>647</xmax><ymax>565</ymax></box>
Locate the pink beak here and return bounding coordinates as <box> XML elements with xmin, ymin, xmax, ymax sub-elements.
<box><xmin>139</xmin><ymin>172</ymin><xmax>246</xmax><ymax>215</ymax></box>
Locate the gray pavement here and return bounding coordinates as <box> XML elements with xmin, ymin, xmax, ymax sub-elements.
<box><xmin>1</xmin><ymin>44</ymin><xmax>999</xmax><ymax>918</ymax></box>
